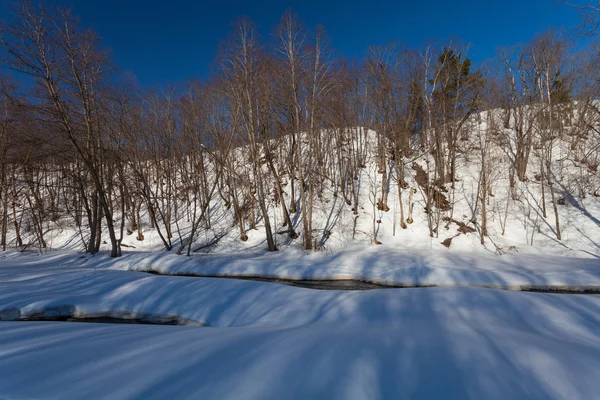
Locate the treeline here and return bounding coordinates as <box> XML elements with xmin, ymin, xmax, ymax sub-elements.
<box><xmin>0</xmin><ymin>1</ymin><xmax>598</xmax><ymax>256</ymax></box>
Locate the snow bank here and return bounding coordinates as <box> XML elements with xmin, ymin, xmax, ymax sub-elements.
<box><xmin>0</xmin><ymin>252</ymin><xmax>600</xmax><ymax>329</ymax></box>
<box><xmin>93</xmin><ymin>245</ymin><xmax>600</xmax><ymax>290</ymax></box>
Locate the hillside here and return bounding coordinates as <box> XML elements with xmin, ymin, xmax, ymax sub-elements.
<box><xmin>5</xmin><ymin>105</ymin><xmax>597</xmax><ymax>263</ymax></box>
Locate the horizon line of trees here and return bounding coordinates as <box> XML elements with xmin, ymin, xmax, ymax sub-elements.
<box><xmin>0</xmin><ymin>1</ymin><xmax>598</xmax><ymax>257</ymax></box>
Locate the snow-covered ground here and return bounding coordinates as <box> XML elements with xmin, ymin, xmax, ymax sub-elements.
<box><xmin>1</xmin><ymin>249</ymin><xmax>599</xmax><ymax>324</ymax></box>
<box><xmin>117</xmin><ymin>246</ymin><xmax>600</xmax><ymax>290</ymax></box>
<box><xmin>2</xmin><ymin>251</ymin><xmax>600</xmax><ymax>398</ymax></box>
<box><xmin>2</xmin><ymin>118</ymin><xmax>600</xmax><ymax>398</ymax></box>
<box><xmin>11</xmin><ymin>125</ymin><xmax>600</xmax><ymax>262</ymax></box>
<box><xmin>2</xmin><ymin>314</ymin><xmax>600</xmax><ymax>400</ymax></box>
<box><xmin>5</xmin><ymin>245</ymin><xmax>599</xmax><ymax>292</ymax></box>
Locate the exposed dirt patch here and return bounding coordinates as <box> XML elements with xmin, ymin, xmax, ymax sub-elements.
<box><xmin>412</xmin><ymin>163</ymin><xmax>451</xmax><ymax>212</ymax></box>
<box><xmin>444</xmin><ymin>217</ymin><xmax>477</xmax><ymax>234</ymax></box>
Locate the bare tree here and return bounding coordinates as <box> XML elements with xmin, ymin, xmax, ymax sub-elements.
<box><xmin>219</xmin><ymin>18</ymin><xmax>277</xmax><ymax>251</ymax></box>
<box><xmin>1</xmin><ymin>2</ymin><xmax>122</xmax><ymax>256</ymax></box>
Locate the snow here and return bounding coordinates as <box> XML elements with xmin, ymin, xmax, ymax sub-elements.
<box><xmin>10</xmin><ymin>124</ymin><xmax>600</xmax><ymax>263</ymax></box>
<box><xmin>2</xmin><ymin>248</ymin><xmax>600</xmax><ymax>325</ymax></box>
<box><xmin>2</xmin><ymin>269</ymin><xmax>600</xmax><ymax>398</ymax></box>
<box><xmin>1</xmin><ymin>317</ymin><xmax>599</xmax><ymax>399</ymax></box>
<box><xmin>2</xmin><ymin>119</ymin><xmax>600</xmax><ymax>398</ymax></box>
<box><xmin>2</xmin><ymin>252</ymin><xmax>600</xmax><ymax>398</ymax></box>
<box><xmin>10</xmin><ymin>245</ymin><xmax>598</xmax><ymax>291</ymax></box>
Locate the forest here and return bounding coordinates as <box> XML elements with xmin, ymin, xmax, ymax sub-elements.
<box><xmin>0</xmin><ymin>1</ymin><xmax>599</xmax><ymax>257</ymax></box>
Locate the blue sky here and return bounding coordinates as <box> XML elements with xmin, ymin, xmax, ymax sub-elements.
<box><xmin>0</xmin><ymin>0</ymin><xmax>584</xmax><ymax>87</ymax></box>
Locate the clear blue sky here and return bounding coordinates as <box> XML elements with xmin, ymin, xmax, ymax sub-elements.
<box><xmin>0</xmin><ymin>0</ymin><xmax>583</xmax><ymax>87</ymax></box>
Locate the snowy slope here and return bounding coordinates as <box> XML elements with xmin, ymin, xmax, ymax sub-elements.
<box><xmin>7</xmin><ymin>118</ymin><xmax>600</xmax><ymax>261</ymax></box>
<box><xmin>119</xmin><ymin>124</ymin><xmax>600</xmax><ymax>258</ymax></box>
